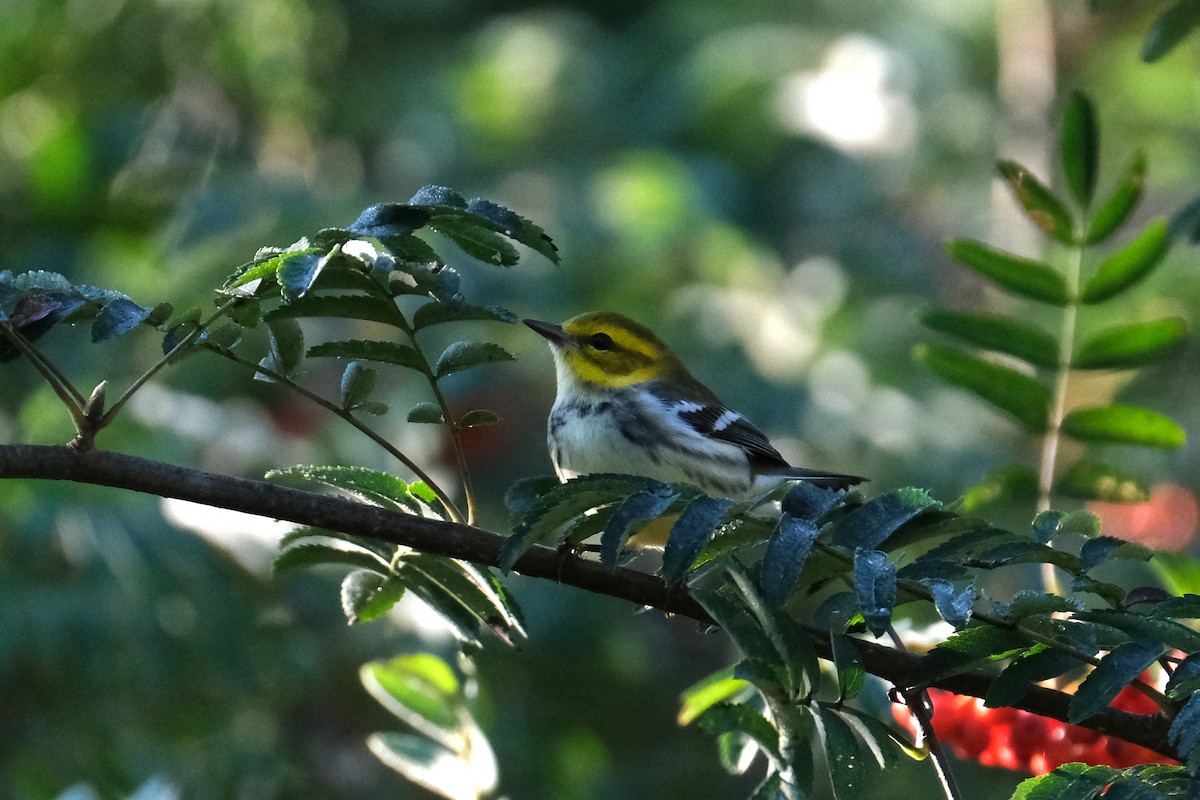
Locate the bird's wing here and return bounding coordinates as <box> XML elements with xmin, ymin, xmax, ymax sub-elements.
<box><xmin>647</xmin><ymin>384</ymin><xmax>790</xmax><ymax>466</ymax></box>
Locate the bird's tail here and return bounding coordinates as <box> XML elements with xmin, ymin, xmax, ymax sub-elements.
<box><xmin>783</xmin><ymin>468</ymin><xmax>866</xmax><ymax>491</ymax></box>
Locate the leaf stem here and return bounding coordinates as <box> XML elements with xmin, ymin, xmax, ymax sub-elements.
<box><xmin>0</xmin><ymin>322</ymin><xmax>89</xmax><ymax>430</ymax></box>
<box><xmin>889</xmin><ymin>624</ymin><xmax>963</xmax><ymax>800</ymax></box>
<box><xmin>204</xmin><ymin>343</ymin><xmax>466</xmax><ymax>524</ymax></box>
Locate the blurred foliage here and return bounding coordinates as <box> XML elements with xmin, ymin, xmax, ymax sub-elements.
<box><xmin>2</xmin><ymin>0</ymin><xmax>1200</xmax><ymax>798</ymax></box>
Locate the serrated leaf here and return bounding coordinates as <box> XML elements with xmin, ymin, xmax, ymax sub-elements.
<box><xmin>813</xmin><ymin>705</ymin><xmax>871</xmax><ymax>800</ymax></box>
<box><xmin>599</xmin><ymin>485</ymin><xmax>679</xmax><ymax>568</ymax></box>
<box><xmin>998</xmin><ymin>160</ymin><xmax>1077</xmax><ymax>244</ymax></box>
<box><xmin>341</xmin><ymin>361</ymin><xmax>378</xmax><ymax>410</ymax></box>
<box><xmin>410</xmin><ymin>185</ymin><xmax>468</xmax><ymax>208</ymax></box>
<box><xmin>1077</xmin><ymin>609</ymin><xmax>1200</xmax><ymax>651</ymax></box>
<box><xmin>1081</xmin><ymin>536</ymin><xmax>1155</xmax><ymax>570</ymax></box>
<box><xmin>831</xmin><ymin>487</ymin><xmax>940</xmax><ymax>551</ymax></box>
<box><xmin>1143</xmin><ymin>0</ymin><xmax>1200</xmax><ymax>62</ymax></box>
<box><xmin>341</xmin><ymin>569</ymin><xmax>405</xmax><ymax>624</ymax></box>
<box><xmin>853</xmin><ymin>549</ymin><xmax>896</xmax><ymax>638</ymax></box>
<box><xmin>434</xmin><ymin>341</ymin><xmax>515</xmax><ymax>379</ymax></box>
<box><xmin>832</xmin><ymin>634</ymin><xmax>866</xmax><ymax>700</ymax></box>
<box><xmin>1010</xmin><ymin>763</ymin><xmax>1121</xmax><ymax>800</ymax></box>
<box><xmin>1081</xmin><ymin>219</ymin><xmax>1171</xmax><ymax>304</ymax></box>
<box><xmin>919</xmin><ymin>309</ymin><xmax>1058</xmax><ymax>369</ymax></box>
<box><xmin>91</xmin><ymin>297</ymin><xmax>151</xmax><ymax>343</ymax></box>
<box><xmin>1057</xmin><ymin>460</ymin><xmax>1150</xmax><ymax>503</ymax></box>
<box><xmin>780</xmin><ymin>480</ymin><xmax>845</xmax><ymax>521</ymax></box>
<box><xmin>1074</xmin><ymin>316</ymin><xmax>1187</xmax><ymax>369</ymax></box>
<box><xmin>914</xmin><ymin>344</ymin><xmax>1051</xmax><ymax>431</ymax></box>
<box><xmin>308</xmin><ymin>339</ymin><xmax>425</xmax><ymax>372</ymax></box>
<box><xmin>907</xmin><ymin>625</ymin><xmax>1030</xmax><ymax>686</ymax></box>
<box><xmin>268</xmin><ymin>294</ymin><xmax>403</xmax><ymax>326</ymax></box>
<box><xmin>994</xmin><ymin>590</ymin><xmax>1084</xmax><ymax>621</ymax></box>
<box><xmin>695</xmin><ymin>703</ymin><xmax>781</xmax><ymax>765</ymax></box>
<box><xmin>945</xmin><ymin>239</ymin><xmax>1068</xmax><ymax>304</ymax></box>
<box><xmin>662</xmin><ymin>496</ymin><xmax>734</xmax><ymax>585</ymax></box>
<box><xmin>412</xmin><ymin>302</ymin><xmax>518</xmax><ymax>331</ymax></box>
<box><xmin>987</xmin><ymin>646</ymin><xmax>1087</xmax><ymax>708</ymax></box>
<box><xmin>408</xmin><ymin>402</ymin><xmax>444</xmax><ymax>424</ymax></box>
<box><xmin>466</xmin><ymin>198</ymin><xmax>559</xmax><ymax>264</ymax></box>
<box><xmin>1069</xmin><ymin>641</ymin><xmax>1162</xmax><ymax>723</ymax></box>
<box><xmin>1061</xmin><ymin>91</ymin><xmax>1099</xmax><ymax>208</ymax></box>
<box><xmin>1061</xmin><ymin>404</ymin><xmax>1186</xmax><ymax>449</ymax></box>
<box><xmin>429</xmin><ymin>215</ymin><xmax>521</xmax><ymax>266</ymax></box>
<box><xmin>400</xmin><ymin>554</ymin><xmax>526</xmax><ymax>644</ymax></box>
<box><xmin>693</xmin><ymin>586</ymin><xmax>789</xmax><ymax>687</ymax></box>
<box><xmin>1086</xmin><ymin>152</ymin><xmax>1147</xmax><ymax>244</ymax></box>
<box><xmin>347</xmin><ymin>203</ymin><xmax>432</xmax><ymax>239</ymax></box>
<box><xmin>268</xmin><ymin>465</ymin><xmax>432</xmax><ymax>514</ymax></box>
<box><xmin>274</xmin><ymin>542</ymin><xmax>389</xmax><ymax>574</ymax></box>
<box><xmin>278</xmin><ymin>250</ymin><xmax>332</xmax><ymax>302</ymax></box>
<box><xmin>1169</xmin><ymin>693</ymin><xmax>1200</xmax><ymax>772</ymax></box>
<box><xmin>757</xmin><ymin>514</ymin><xmax>820</xmax><ymax>609</ymax></box>
<box><xmin>502</xmin><ymin>475</ymin><xmax>560</xmax><ymax>515</ymax></box>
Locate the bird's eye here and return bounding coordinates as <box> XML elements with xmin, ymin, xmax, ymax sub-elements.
<box><xmin>588</xmin><ymin>332</ymin><xmax>615</xmax><ymax>350</ymax></box>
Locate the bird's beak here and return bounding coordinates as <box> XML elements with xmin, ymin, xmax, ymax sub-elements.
<box><xmin>523</xmin><ymin>318</ymin><xmax>572</xmax><ymax>346</ymax></box>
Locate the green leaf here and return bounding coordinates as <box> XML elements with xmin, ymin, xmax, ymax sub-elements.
<box><xmin>678</xmin><ymin>667</ymin><xmax>751</xmax><ymax>726</ymax></box>
<box><xmin>927</xmin><ymin>579</ymin><xmax>976</xmax><ymax>629</ymax></box>
<box><xmin>693</xmin><ymin>586</ymin><xmax>789</xmax><ymax>688</ymax></box>
<box><xmin>1073</xmin><ymin>317</ymin><xmax>1187</xmax><ymax>369</ymax></box>
<box><xmin>1069</xmin><ymin>641</ymin><xmax>1162</xmax><ymax>723</ymax></box>
<box><xmin>1143</xmin><ymin>0</ymin><xmax>1200</xmax><ymax>62</ymax></box>
<box><xmin>831</xmin><ymin>487</ymin><xmax>940</xmax><ymax>551</ymax></box>
<box><xmin>268</xmin><ymin>465</ymin><xmax>434</xmax><ymax>514</ymax></box>
<box><xmin>366</xmin><ymin>732</ymin><xmax>496</xmax><ymax>800</ymax></box>
<box><xmin>1056</xmin><ymin>460</ymin><xmax>1150</xmax><ymax>503</ymax></box>
<box><xmin>994</xmin><ymin>590</ymin><xmax>1084</xmax><ymax>621</ymax></box>
<box><xmin>853</xmin><ymin>550</ymin><xmax>896</xmax><ymax>638</ymax></box>
<box><xmin>661</xmin><ymin>496</ymin><xmax>734</xmax><ymax>586</ymax></box>
<box><xmin>831</xmin><ymin>634</ymin><xmax>866</xmax><ymax>700</ymax></box>
<box><xmin>694</xmin><ymin>703</ymin><xmax>781</xmax><ymax>765</ymax></box>
<box><xmin>400</xmin><ymin>555</ymin><xmax>526</xmax><ymax>644</ymax></box>
<box><xmin>1010</xmin><ymin>763</ymin><xmax>1121</xmax><ymax>800</ymax></box>
<box><xmin>274</xmin><ymin>542</ymin><xmax>389</xmax><ymax>574</ymax></box>
<box><xmin>307</xmin><ymin>339</ymin><xmax>425</xmax><ymax>372</ymax></box>
<box><xmin>258</xmin><ymin>316</ymin><xmax>305</xmax><ymax>380</ymax></box>
<box><xmin>1086</xmin><ymin>152</ymin><xmax>1147</xmax><ymax>244</ymax></box>
<box><xmin>458</xmin><ymin>409</ymin><xmax>500</xmax><ymax>428</ymax></box>
<box><xmin>1081</xmin><ymin>218</ymin><xmax>1171</xmax><ymax>304</ymax></box>
<box><xmin>757</xmin><ymin>513</ymin><xmax>820</xmax><ymax>609</ymax></box>
<box><xmin>278</xmin><ymin>249</ymin><xmax>333</xmax><ymax>302</ymax></box>
<box><xmin>408</xmin><ymin>403</ymin><xmax>444</xmax><ymax>424</ymax></box>
<box><xmin>1061</xmin><ymin>91</ymin><xmax>1099</xmax><ymax>208</ymax></box>
<box><xmin>341</xmin><ymin>569</ymin><xmax>405</xmax><ymax>624</ymax></box>
<box><xmin>599</xmin><ymin>484</ymin><xmax>680</xmax><ymax>569</ymax></box>
<box><xmin>410</xmin><ymin>184</ymin><xmax>468</xmax><ymax>208</ymax></box>
<box><xmin>987</xmin><ymin>646</ymin><xmax>1087</xmax><ymax>708</ymax></box>
<box><xmin>913</xmin><ymin>344</ymin><xmax>1051</xmax><ymax>431</ymax></box>
<box><xmin>1169</xmin><ymin>693</ymin><xmax>1200</xmax><ymax>771</ymax></box>
<box><xmin>945</xmin><ymin>239</ymin><xmax>1068</xmax><ymax>304</ymax></box>
<box><xmin>1081</xmin><ymin>537</ymin><xmax>1155</xmax><ymax>571</ymax></box>
<box><xmin>465</xmin><ymin>197</ymin><xmax>560</xmax><ymax>264</ymax></box>
<box><xmin>919</xmin><ymin>309</ymin><xmax>1058</xmax><ymax>369</ymax></box>
<box><xmin>411</xmin><ymin>302</ymin><xmax>518</xmax><ymax>331</ymax></box>
<box><xmin>429</xmin><ymin>215</ymin><xmax>521</xmax><ymax>266</ymax></box>
<box><xmin>907</xmin><ymin>625</ymin><xmax>1029</xmax><ymax>686</ymax></box>
<box><xmin>997</xmin><ymin>160</ymin><xmax>1077</xmax><ymax>244</ymax></box>
<box><xmin>268</xmin><ymin>294</ymin><xmax>403</xmax><ymax>326</ymax></box>
<box><xmin>433</xmin><ymin>341</ymin><xmax>515</xmax><ymax>379</ymax></box>
<box><xmin>91</xmin><ymin>297</ymin><xmax>151</xmax><ymax>343</ymax></box>
<box><xmin>362</xmin><ymin>654</ymin><xmax>461</xmax><ymax>737</ymax></box>
<box><xmin>341</xmin><ymin>361</ymin><xmax>377</xmax><ymax>410</ymax></box>
<box><xmin>502</xmin><ymin>475</ymin><xmax>561</xmax><ymax>515</ymax></box>
<box><xmin>1061</xmin><ymin>404</ymin><xmax>1186</xmax><ymax>449</ymax></box>
<box><xmin>349</xmin><ymin>202</ymin><xmax>432</xmax><ymax>239</ymax></box>
<box><xmin>781</xmin><ymin>480</ymin><xmax>845</xmax><ymax>521</ymax></box>
<box><xmin>813</xmin><ymin>705</ymin><xmax>872</xmax><ymax>800</ymax></box>
<box><xmin>955</xmin><ymin>464</ymin><xmax>1039</xmax><ymax>511</ymax></box>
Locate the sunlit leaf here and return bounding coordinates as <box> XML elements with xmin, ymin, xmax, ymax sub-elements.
<box><xmin>986</xmin><ymin>646</ymin><xmax>1087</xmax><ymax>708</ymax></box>
<box><xmin>678</xmin><ymin>667</ymin><xmax>751</xmax><ymax>726</ymax></box>
<box><xmin>341</xmin><ymin>361</ymin><xmax>377</xmax><ymax>410</ymax></box>
<box><xmin>1010</xmin><ymin>763</ymin><xmax>1120</xmax><ymax>800</ymax></box>
<box><xmin>907</xmin><ymin>625</ymin><xmax>1029</xmax><ymax>686</ymax></box>
<box><xmin>367</xmin><ymin>732</ymin><xmax>495</xmax><ymax>800</ymax></box>
<box><xmin>433</xmin><ymin>341</ymin><xmax>515</xmax><ymax>379</ymax></box>
<box><xmin>956</xmin><ymin>464</ymin><xmax>1038</xmax><ymax>512</ymax></box>
<box><xmin>341</xmin><ymin>569</ymin><xmax>405</xmax><ymax>624</ymax></box>
<box><xmin>662</xmin><ymin>496</ymin><xmax>734</xmax><ymax>585</ymax></box>
<box><xmin>1061</xmin><ymin>404</ymin><xmax>1186</xmax><ymax>449</ymax></box>
<box><xmin>813</xmin><ymin>704</ymin><xmax>871</xmax><ymax>800</ymax></box>
<box><xmin>997</xmin><ymin>160</ymin><xmax>1077</xmax><ymax>244</ymax></box>
<box><xmin>308</xmin><ymin>339</ymin><xmax>425</xmax><ymax>372</ymax></box>
<box><xmin>913</xmin><ymin>344</ymin><xmax>1050</xmax><ymax>431</ymax></box>
<box><xmin>1086</xmin><ymin>152</ymin><xmax>1147</xmax><ymax>244</ymax></box>
<box><xmin>1060</xmin><ymin>91</ymin><xmax>1099</xmax><ymax>208</ymax></box>
<box><xmin>945</xmin><ymin>239</ymin><xmax>1068</xmax><ymax>304</ymax></box>
<box><xmin>694</xmin><ymin>703</ymin><xmax>781</xmax><ymax>764</ymax></box>
<box><xmin>1080</xmin><ymin>218</ymin><xmax>1171</xmax><ymax>304</ymax></box>
<box><xmin>1056</xmin><ymin>460</ymin><xmax>1150</xmax><ymax>503</ymax></box>
<box><xmin>831</xmin><ymin>634</ymin><xmax>865</xmax><ymax>701</ymax></box>
<box><xmin>919</xmin><ymin>309</ymin><xmax>1058</xmax><ymax>369</ymax></box>
<box><xmin>1069</xmin><ymin>642</ymin><xmax>1161</xmax><ymax>723</ymax></box>
<box><xmin>274</xmin><ymin>542</ymin><xmax>388</xmax><ymax>574</ymax></box>
<box><xmin>268</xmin><ymin>465</ymin><xmax>433</xmax><ymax>514</ymax></box>
<box><xmin>408</xmin><ymin>403</ymin><xmax>444</xmax><ymax>424</ymax></box>
<box><xmin>1073</xmin><ymin>316</ymin><xmax>1187</xmax><ymax>369</ymax></box>
<box><xmin>1081</xmin><ymin>536</ymin><xmax>1155</xmax><ymax>571</ymax></box>
<box><xmin>400</xmin><ymin>555</ymin><xmax>526</xmax><ymax>644</ymax></box>
<box><xmin>258</xmin><ymin>316</ymin><xmax>305</xmax><ymax>380</ymax></box>
<box><xmin>362</xmin><ymin>654</ymin><xmax>461</xmax><ymax>739</ymax></box>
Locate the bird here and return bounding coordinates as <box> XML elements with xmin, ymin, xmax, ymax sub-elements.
<box><xmin>524</xmin><ymin>311</ymin><xmax>864</xmax><ymax>501</ymax></box>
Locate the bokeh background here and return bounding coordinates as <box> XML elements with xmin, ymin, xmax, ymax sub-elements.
<box><xmin>2</xmin><ymin>0</ymin><xmax>1198</xmax><ymax>798</ymax></box>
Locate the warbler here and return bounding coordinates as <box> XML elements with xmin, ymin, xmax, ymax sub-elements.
<box><xmin>524</xmin><ymin>311</ymin><xmax>864</xmax><ymax>500</ymax></box>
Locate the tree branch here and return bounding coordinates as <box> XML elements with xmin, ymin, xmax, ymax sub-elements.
<box><xmin>0</xmin><ymin>443</ymin><xmax>1175</xmax><ymax>759</ymax></box>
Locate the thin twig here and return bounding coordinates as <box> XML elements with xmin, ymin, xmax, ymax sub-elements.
<box><xmin>0</xmin><ymin>323</ymin><xmax>88</xmax><ymax>422</ymax></box>
<box><xmin>889</xmin><ymin>625</ymin><xmax>964</xmax><ymax>800</ymax></box>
